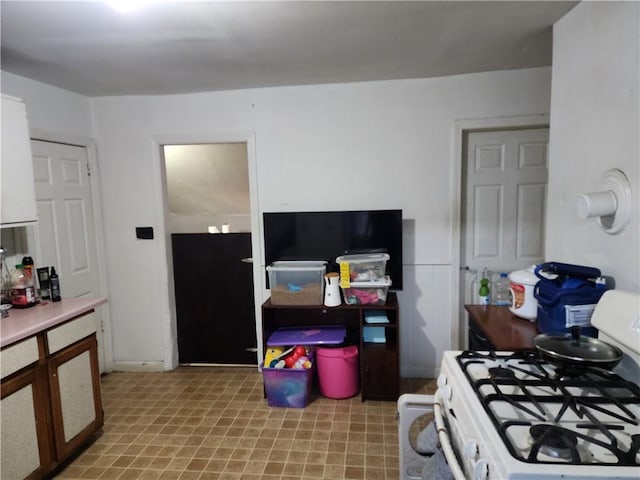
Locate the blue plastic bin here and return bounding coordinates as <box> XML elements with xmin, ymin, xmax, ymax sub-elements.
<box><xmin>261</xmin><ymin>357</ymin><xmax>314</xmax><ymax>408</ymax></box>
<box><xmin>534</xmin><ymin>262</ymin><xmax>607</xmax><ymax>336</ymax></box>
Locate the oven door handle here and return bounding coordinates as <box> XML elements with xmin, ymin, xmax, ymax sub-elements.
<box><xmin>434</xmin><ymin>389</ymin><xmax>467</xmax><ymax>480</ymax></box>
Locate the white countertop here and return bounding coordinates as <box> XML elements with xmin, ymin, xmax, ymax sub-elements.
<box><xmin>0</xmin><ymin>297</ymin><xmax>107</xmax><ymax>348</ymax></box>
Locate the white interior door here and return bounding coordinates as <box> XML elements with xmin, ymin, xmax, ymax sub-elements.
<box><xmin>460</xmin><ymin>128</ymin><xmax>548</xmax><ymax>328</ymax></box>
<box><xmin>30</xmin><ymin>140</ymin><xmax>105</xmax><ymax>371</ymax></box>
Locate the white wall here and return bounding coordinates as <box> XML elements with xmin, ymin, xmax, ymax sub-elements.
<box><xmin>1</xmin><ymin>71</ymin><xmax>93</xmax><ymax>139</ymax></box>
<box><xmin>91</xmin><ymin>67</ymin><xmax>551</xmax><ymax>375</ymax></box>
<box><xmin>3</xmin><ymin>3</ymin><xmax>637</xmax><ymax>377</ymax></box>
<box><xmin>1</xmin><ymin>71</ymin><xmax>114</xmax><ymax>371</ymax></box>
<box><xmin>546</xmin><ymin>2</ymin><xmax>639</xmax><ymax>291</ymax></box>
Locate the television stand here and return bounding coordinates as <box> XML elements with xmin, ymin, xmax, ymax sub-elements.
<box><xmin>261</xmin><ymin>292</ymin><xmax>400</xmax><ymax>401</ymax></box>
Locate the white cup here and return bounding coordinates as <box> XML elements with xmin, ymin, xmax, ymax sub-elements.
<box><xmin>221</xmin><ymin>224</ymin><xmax>230</xmax><ymax>234</ymax></box>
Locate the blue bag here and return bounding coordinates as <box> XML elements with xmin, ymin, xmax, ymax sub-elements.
<box><xmin>533</xmin><ymin>262</ymin><xmax>607</xmax><ymax>337</ymax></box>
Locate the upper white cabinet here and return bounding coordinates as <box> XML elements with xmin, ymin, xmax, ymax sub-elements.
<box><xmin>1</xmin><ymin>94</ymin><xmax>37</xmax><ymax>227</ymax></box>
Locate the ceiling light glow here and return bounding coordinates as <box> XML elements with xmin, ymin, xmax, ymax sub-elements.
<box><xmin>106</xmin><ymin>0</ymin><xmax>154</xmax><ymax>14</ymax></box>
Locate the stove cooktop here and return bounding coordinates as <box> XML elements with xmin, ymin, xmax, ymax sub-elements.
<box><xmin>456</xmin><ymin>350</ymin><xmax>640</xmax><ymax>467</ymax></box>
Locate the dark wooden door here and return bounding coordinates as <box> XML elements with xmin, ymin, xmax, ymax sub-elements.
<box><xmin>361</xmin><ymin>348</ymin><xmax>399</xmax><ymax>400</ymax></box>
<box><xmin>172</xmin><ymin>233</ymin><xmax>257</xmax><ymax>364</ymax></box>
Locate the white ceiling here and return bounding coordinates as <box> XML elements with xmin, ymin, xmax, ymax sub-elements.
<box><xmin>0</xmin><ymin>1</ymin><xmax>578</xmax><ymax>97</ymax></box>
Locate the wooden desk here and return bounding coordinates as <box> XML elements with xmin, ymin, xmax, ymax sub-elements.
<box><xmin>465</xmin><ymin>305</ymin><xmax>539</xmax><ymax>350</ymax></box>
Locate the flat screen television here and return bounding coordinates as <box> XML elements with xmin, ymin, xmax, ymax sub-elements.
<box><xmin>263</xmin><ymin>209</ymin><xmax>403</xmax><ymax>290</ymax></box>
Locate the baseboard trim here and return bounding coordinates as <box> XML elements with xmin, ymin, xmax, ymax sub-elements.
<box><xmin>111</xmin><ymin>361</ymin><xmax>165</xmax><ymax>372</ymax></box>
<box><xmin>179</xmin><ymin>363</ymin><xmax>259</xmax><ymax>368</ymax></box>
<box><xmin>401</xmin><ymin>367</ymin><xmax>439</xmax><ymax>379</ymax></box>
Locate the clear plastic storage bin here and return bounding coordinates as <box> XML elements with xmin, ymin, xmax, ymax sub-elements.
<box><xmin>335</xmin><ymin>253</ymin><xmax>389</xmax><ymax>283</ymax></box>
<box><xmin>341</xmin><ymin>276</ymin><xmax>392</xmax><ymax>305</ymax></box>
<box><xmin>267</xmin><ymin>261</ymin><xmax>326</xmax><ymax>305</ymax></box>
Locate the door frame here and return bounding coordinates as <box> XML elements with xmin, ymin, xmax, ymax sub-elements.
<box><xmin>450</xmin><ymin>115</ymin><xmax>549</xmax><ymax>350</ymax></box>
<box><xmin>27</xmin><ymin>128</ymin><xmax>113</xmax><ymax>373</ymax></box>
<box><xmin>150</xmin><ymin>132</ymin><xmax>261</xmax><ymax>371</ymax></box>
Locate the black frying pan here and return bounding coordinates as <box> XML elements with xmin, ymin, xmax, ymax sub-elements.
<box><xmin>533</xmin><ymin>326</ymin><xmax>623</xmax><ymax>370</ymax></box>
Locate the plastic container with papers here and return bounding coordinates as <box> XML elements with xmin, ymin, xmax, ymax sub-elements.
<box><xmin>335</xmin><ymin>252</ymin><xmax>389</xmax><ymax>283</ymax></box>
<box><xmin>341</xmin><ymin>276</ymin><xmax>392</xmax><ymax>305</ymax></box>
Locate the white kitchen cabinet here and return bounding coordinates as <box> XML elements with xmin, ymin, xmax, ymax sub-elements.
<box><xmin>1</xmin><ymin>94</ymin><xmax>38</xmax><ymax>227</ymax></box>
<box><xmin>0</xmin><ymin>336</ymin><xmax>54</xmax><ymax>479</ymax></box>
<box><xmin>48</xmin><ymin>334</ymin><xmax>103</xmax><ymax>461</ymax></box>
<box><xmin>0</xmin><ymin>311</ymin><xmax>103</xmax><ymax>479</ymax></box>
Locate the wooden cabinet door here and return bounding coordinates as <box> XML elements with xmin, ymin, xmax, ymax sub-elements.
<box><xmin>172</xmin><ymin>233</ymin><xmax>257</xmax><ymax>365</ymax></box>
<box><xmin>361</xmin><ymin>348</ymin><xmax>399</xmax><ymax>400</ymax></box>
<box><xmin>47</xmin><ymin>335</ymin><xmax>103</xmax><ymax>461</ymax></box>
<box><xmin>0</xmin><ymin>363</ymin><xmax>54</xmax><ymax>479</ymax></box>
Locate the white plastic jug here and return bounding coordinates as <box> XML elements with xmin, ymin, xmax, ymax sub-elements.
<box><xmin>324</xmin><ymin>272</ymin><xmax>341</xmax><ymax>307</ymax></box>
<box><xmin>508</xmin><ymin>266</ymin><xmax>538</xmax><ymax>321</ymax></box>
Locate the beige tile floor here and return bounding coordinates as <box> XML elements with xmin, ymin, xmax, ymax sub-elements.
<box><xmin>55</xmin><ymin>367</ymin><xmax>436</xmax><ymax>480</ymax></box>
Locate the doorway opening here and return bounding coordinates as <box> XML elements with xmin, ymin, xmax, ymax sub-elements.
<box><xmin>162</xmin><ymin>142</ymin><xmax>258</xmax><ymax>366</ymax></box>
<box><xmin>163</xmin><ymin>143</ymin><xmax>251</xmax><ymax>233</ymax></box>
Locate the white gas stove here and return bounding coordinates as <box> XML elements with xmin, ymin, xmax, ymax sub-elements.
<box><xmin>398</xmin><ymin>290</ymin><xmax>640</xmax><ymax>480</ymax></box>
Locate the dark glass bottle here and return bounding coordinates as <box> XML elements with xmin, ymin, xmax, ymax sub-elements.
<box><xmin>50</xmin><ymin>266</ymin><xmax>61</xmax><ymax>302</ymax></box>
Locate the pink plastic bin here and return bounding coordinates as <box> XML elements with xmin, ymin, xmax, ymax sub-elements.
<box><xmin>316</xmin><ymin>345</ymin><xmax>359</xmax><ymax>399</ymax></box>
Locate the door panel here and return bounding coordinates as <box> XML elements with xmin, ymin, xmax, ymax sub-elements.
<box><xmin>462</xmin><ymin>128</ymin><xmax>548</xmax><ymax>304</ymax></box>
<box><xmin>31</xmin><ymin>141</ymin><xmax>97</xmax><ymax>297</ymax></box>
<box><xmin>0</xmin><ymin>355</ymin><xmax>54</xmax><ymax>479</ymax></box>
<box><xmin>473</xmin><ymin>184</ymin><xmax>503</xmax><ymax>259</ymax></box>
<box><xmin>517</xmin><ymin>184</ymin><xmax>546</xmax><ymax>258</ymax></box>
<box><xmin>48</xmin><ymin>335</ymin><xmax>103</xmax><ymax>461</ymax></box>
<box><xmin>31</xmin><ymin>140</ymin><xmax>105</xmax><ymax>371</ymax></box>
<box><xmin>361</xmin><ymin>349</ymin><xmax>398</xmax><ymax>400</ymax></box>
<box><xmin>66</xmin><ymin>199</ymin><xmax>90</xmax><ymax>275</ymax></box>
<box><xmin>172</xmin><ymin>233</ymin><xmax>257</xmax><ymax>365</ymax></box>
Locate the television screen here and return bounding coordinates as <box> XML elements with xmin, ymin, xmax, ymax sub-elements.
<box><xmin>263</xmin><ymin>209</ymin><xmax>403</xmax><ymax>290</ymax></box>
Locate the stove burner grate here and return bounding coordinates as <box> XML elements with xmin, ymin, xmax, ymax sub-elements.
<box><xmin>457</xmin><ymin>351</ymin><xmax>640</xmax><ymax>466</ymax></box>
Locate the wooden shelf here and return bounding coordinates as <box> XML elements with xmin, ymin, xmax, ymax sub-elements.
<box><xmin>262</xmin><ymin>292</ymin><xmax>399</xmax><ymax>401</ymax></box>
<box><xmin>465</xmin><ymin>304</ymin><xmax>539</xmax><ymax>351</ymax></box>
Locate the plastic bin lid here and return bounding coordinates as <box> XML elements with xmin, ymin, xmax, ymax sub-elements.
<box><xmin>267</xmin><ymin>325</ymin><xmax>346</xmax><ymax>346</ymax></box>
<box><xmin>267</xmin><ymin>260</ymin><xmax>327</xmax><ymax>271</ymax></box>
<box><xmin>344</xmin><ymin>276</ymin><xmax>392</xmax><ymax>288</ymax></box>
<box><xmin>335</xmin><ymin>253</ymin><xmax>390</xmax><ymax>263</ymax></box>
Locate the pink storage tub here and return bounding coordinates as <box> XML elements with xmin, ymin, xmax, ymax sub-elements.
<box><xmin>316</xmin><ymin>345</ymin><xmax>359</xmax><ymax>399</ymax></box>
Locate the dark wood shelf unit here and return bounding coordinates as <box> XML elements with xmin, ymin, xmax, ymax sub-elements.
<box><xmin>465</xmin><ymin>304</ymin><xmax>539</xmax><ymax>351</ymax></box>
<box><xmin>362</xmin><ymin>341</ymin><xmax>397</xmax><ymax>352</ymax></box>
<box><xmin>261</xmin><ymin>292</ymin><xmax>399</xmax><ymax>401</ymax></box>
